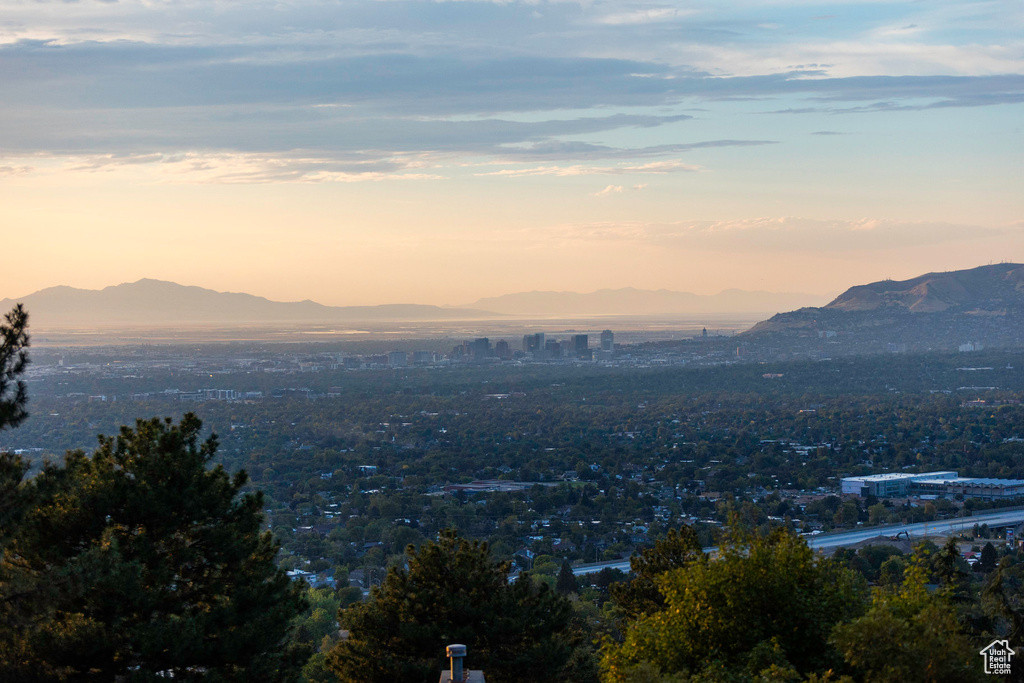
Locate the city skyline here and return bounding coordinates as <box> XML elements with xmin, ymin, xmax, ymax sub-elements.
<box><xmin>1</xmin><ymin>0</ymin><xmax>1021</xmax><ymax>306</ymax></box>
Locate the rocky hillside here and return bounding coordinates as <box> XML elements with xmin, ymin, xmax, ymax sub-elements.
<box><xmin>825</xmin><ymin>263</ymin><xmax>1024</xmax><ymax>313</ymax></box>
<box><xmin>745</xmin><ymin>264</ymin><xmax>1024</xmax><ymax>352</ymax></box>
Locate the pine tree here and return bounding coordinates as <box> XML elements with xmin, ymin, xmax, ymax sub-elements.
<box><xmin>556</xmin><ymin>559</ymin><xmax>579</xmax><ymax>595</ymax></box>
<box><xmin>1</xmin><ymin>414</ymin><xmax>308</xmax><ymax>682</ymax></box>
<box><xmin>326</xmin><ymin>529</ymin><xmax>574</xmax><ymax>683</ymax></box>
<box><xmin>0</xmin><ymin>304</ymin><xmax>29</xmax><ymax>430</ymax></box>
<box><xmin>983</xmin><ymin>557</ymin><xmax>1024</xmax><ymax>644</ymax></box>
<box><xmin>0</xmin><ymin>305</ymin><xmax>35</xmax><ymax>680</ymax></box>
<box><xmin>932</xmin><ymin>537</ymin><xmax>972</xmax><ymax>604</ymax></box>
<box><xmin>981</xmin><ymin>541</ymin><xmax>999</xmax><ymax>572</ymax></box>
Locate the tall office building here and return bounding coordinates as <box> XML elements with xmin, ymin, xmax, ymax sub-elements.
<box><xmin>523</xmin><ymin>332</ymin><xmax>545</xmax><ymax>354</ymax></box>
<box><xmin>600</xmin><ymin>330</ymin><xmax>614</xmax><ymax>352</ymax></box>
<box><xmin>544</xmin><ymin>339</ymin><xmax>561</xmax><ymax>358</ymax></box>
<box><xmin>472</xmin><ymin>338</ymin><xmax>491</xmax><ymax>361</ymax></box>
<box><xmin>573</xmin><ymin>334</ymin><xmax>589</xmax><ymax>357</ymax></box>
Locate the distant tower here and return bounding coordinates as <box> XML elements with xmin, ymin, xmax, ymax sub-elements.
<box><xmin>573</xmin><ymin>334</ymin><xmax>589</xmax><ymax>357</ymax></box>
<box><xmin>544</xmin><ymin>338</ymin><xmax>561</xmax><ymax>359</ymax></box>
<box><xmin>600</xmin><ymin>330</ymin><xmax>614</xmax><ymax>352</ymax></box>
<box><xmin>523</xmin><ymin>332</ymin><xmax>545</xmax><ymax>354</ymax></box>
<box><xmin>472</xmin><ymin>338</ymin><xmax>491</xmax><ymax>361</ymax></box>
<box><xmin>702</xmin><ymin>327</ymin><xmax>708</xmax><ymax>338</ymax></box>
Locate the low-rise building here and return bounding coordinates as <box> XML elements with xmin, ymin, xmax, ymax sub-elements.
<box><xmin>841</xmin><ymin>471</ymin><xmax>957</xmax><ymax>497</ymax></box>
<box><xmin>843</xmin><ymin>471</ymin><xmax>1024</xmax><ymax>500</ymax></box>
<box><xmin>917</xmin><ymin>476</ymin><xmax>1024</xmax><ymax>500</ymax></box>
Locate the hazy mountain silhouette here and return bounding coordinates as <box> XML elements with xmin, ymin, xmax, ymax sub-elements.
<box><xmin>461</xmin><ymin>288</ymin><xmax>830</xmax><ymax>316</ymax></box>
<box><xmin>745</xmin><ymin>264</ymin><xmax>1024</xmax><ymax>349</ymax></box>
<box><xmin>0</xmin><ymin>280</ymin><xmax>499</xmax><ymax>327</ymax></box>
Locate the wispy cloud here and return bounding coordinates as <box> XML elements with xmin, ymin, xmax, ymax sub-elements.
<box><xmin>593</xmin><ymin>182</ymin><xmax>647</xmax><ymax>196</ymax></box>
<box><xmin>596</xmin><ymin>7</ymin><xmax>696</xmax><ymax>26</ymax></box>
<box><xmin>0</xmin><ymin>0</ymin><xmax>1020</xmax><ymax>166</ymax></box>
<box><xmin>478</xmin><ymin>160</ymin><xmax>701</xmax><ymax>177</ymax></box>
<box><xmin>2</xmin><ymin>151</ymin><xmax>446</xmax><ymax>184</ymax></box>
<box><xmin>0</xmin><ymin>165</ymin><xmax>32</xmax><ymax>176</ymax></box>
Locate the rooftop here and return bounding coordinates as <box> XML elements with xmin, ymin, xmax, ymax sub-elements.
<box><xmin>843</xmin><ymin>471</ymin><xmax>957</xmax><ymax>483</ymax></box>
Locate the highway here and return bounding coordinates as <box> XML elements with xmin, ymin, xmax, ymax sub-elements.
<box><xmin>571</xmin><ymin>507</ymin><xmax>1024</xmax><ymax>577</ymax></box>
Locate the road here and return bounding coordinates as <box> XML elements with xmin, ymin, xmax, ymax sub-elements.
<box><xmin>571</xmin><ymin>507</ymin><xmax>1024</xmax><ymax>576</ymax></box>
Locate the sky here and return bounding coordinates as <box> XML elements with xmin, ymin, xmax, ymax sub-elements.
<box><xmin>1</xmin><ymin>0</ymin><xmax>1022</xmax><ymax>306</ymax></box>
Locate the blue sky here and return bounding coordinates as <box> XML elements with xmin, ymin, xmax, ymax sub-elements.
<box><xmin>1</xmin><ymin>0</ymin><xmax>1021</xmax><ymax>305</ymax></box>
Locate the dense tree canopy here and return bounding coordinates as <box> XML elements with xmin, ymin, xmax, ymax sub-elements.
<box><xmin>602</xmin><ymin>528</ymin><xmax>866</xmax><ymax>681</ymax></box>
<box><xmin>326</xmin><ymin>530</ymin><xmax>577</xmax><ymax>683</ymax></box>
<box><xmin>0</xmin><ymin>414</ymin><xmax>307</xmax><ymax>682</ymax></box>
<box><xmin>610</xmin><ymin>525</ymin><xmax>705</xmax><ymax>621</ymax></box>
<box><xmin>832</xmin><ymin>559</ymin><xmax>983</xmax><ymax>682</ymax></box>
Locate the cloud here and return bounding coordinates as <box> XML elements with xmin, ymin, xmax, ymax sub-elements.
<box><xmin>596</xmin><ymin>8</ymin><xmax>695</xmax><ymax>26</ymax></box>
<box><xmin>0</xmin><ymin>0</ymin><xmax>1020</xmax><ymax>177</ymax></box>
<box><xmin>487</xmin><ymin>139</ymin><xmax>774</xmax><ymax>163</ymax></box>
<box><xmin>1</xmin><ymin>151</ymin><xmax>445</xmax><ymax>184</ymax></box>
<box><xmin>593</xmin><ymin>182</ymin><xmax>648</xmax><ymax>196</ymax></box>
<box><xmin>478</xmin><ymin>159</ymin><xmax>702</xmax><ymax>177</ymax></box>
<box><xmin>0</xmin><ymin>43</ymin><xmax>684</xmax><ymax>113</ymax></box>
<box><xmin>0</xmin><ymin>165</ymin><xmax>32</xmax><ymax>176</ymax></box>
<box><xmin>69</xmin><ymin>153</ymin><xmax>169</xmax><ymax>172</ymax></box>
<box><xmin>7</xmin><ymin>36</ymin><xmax>1020</xmax><ymax>118</ymax></box>
<box><xmin>769</xmin><ymin>82</ymin><xmax>1024</xmax><ymax>114</ymax></box>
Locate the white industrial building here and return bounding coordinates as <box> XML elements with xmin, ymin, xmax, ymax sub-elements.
<box><xmin>841</xmin><ymin>471</ymin><xmax>957</xmax><ymax>497</ymax></box>
<box><xmin>842</xmin><ymin>471</ymin><xmax>1024</xmax><ymax>500</ymax></box>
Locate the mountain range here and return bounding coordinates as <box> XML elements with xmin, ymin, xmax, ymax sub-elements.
<box><xmin>8</xmin><ymin>266</ymin><xmax>1017</xmax><ymax>342</ymax></box>
<box><xmin>0</xmin><ymin>280</ymin><xmax>496</xmax><ymax>327</ymax></box>
<box><xmin>746</xmin><ymin>263</ymin><xmax>1024</xmax><ymax>350</ymax></box>
<box><xmin>0</xmin><ymin>280</ymin><xmax>831</xmax><ymax>328</ymax></box>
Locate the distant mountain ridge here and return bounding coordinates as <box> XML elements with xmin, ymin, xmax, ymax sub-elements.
<box><xmin>462</xmin><ymin>287</ymin><xmax>830</xmax><ymax>316</ymax></box>
<box><xmin>0</xmin><ymin>279</ymin><xmax>498</xmax><ymax>327</ymax></box>
<box><xmin>0</xmin><ymin>280</ymin><xmax>836</xmax><ymax>329</ymax></box>
<box><xmin>745</xmin><ymin>263</ymin><xmax>1024</xmax><ymax>350</ymax></box>
<box><xmin>825</xmin><ymin>263</ymin><xmax>1024</xmax><ymax>313</ymax></box>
